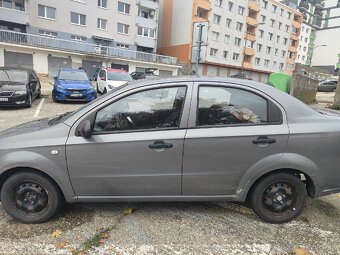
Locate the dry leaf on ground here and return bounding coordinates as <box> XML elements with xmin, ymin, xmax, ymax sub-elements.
<box><xmin>55</xmin><ymin>241</ymin><xmax>67</xmax><ymax>249</ymax></box>
<box><xmin>123</xmin><ymin>207</ymin><xmax>134</xmax><ymax>215</ymax></box>
<box><xmin>293</xmin><ymin>247</ymin><xmax>312</xmax><ymax>255</ymax></box>
<box><xmin>51</xmin><ymin>230</ymin><xmax>62</xmax><ymax>238</ymax></box>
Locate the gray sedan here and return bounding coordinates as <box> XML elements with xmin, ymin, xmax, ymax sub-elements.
<box><xmin>1</xmin><ymin>77</ymin><xmax>340</xmax><ymax>224</ymax></box>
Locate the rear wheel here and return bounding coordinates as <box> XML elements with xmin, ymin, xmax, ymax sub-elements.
<box><xmin>25</xmin><ymin>93</ymin><xmax>32</xmax><ymax>108</ymax></box>
<box><xmin>248</xmin><ymin>173</ymin><xmax>307</xmax><ymax>224</ymax></box>
<box><xmin>0</xmin><ymin>171</ymin><xmax>63</xmax><ymax>224</ymax></box>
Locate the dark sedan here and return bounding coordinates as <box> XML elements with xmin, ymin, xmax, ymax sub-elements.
<box><xmin>0</xmin><ymin>67</ymin><xmax>41</xmax><ymax>108</ymax></box>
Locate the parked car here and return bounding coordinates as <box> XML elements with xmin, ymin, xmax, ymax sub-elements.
<box><xmin>52</xmin><ymin>68</ymin><xmax>97</xmax><ymax>102</ymax></box>
<box><xmin>0</xmin><ymin>67</ymin><xmax>41</xmax><ymax>108</ymax></box>
<box><xmin>317</xmin><ymin>79</ymin><xmax>338</xmax><ymax>92</ymax></box>
<box><xmin>230</xmin><ymin>72</ymin><xmax>253</xmax><ymax>80</ymax></box>
<box><xmin>96</xmin><ymin>68</ymin><xmax>132</xmax><ymax>93</ymax></box>
<box><xmin>131</xmin><ymin>68</ymin><xmax>159</xmax><ymax>80</ymax></box>
<box><xmin>1</xmin><ymin>77</ymin><xmax>340</xmax><ymax>224</ymax></box>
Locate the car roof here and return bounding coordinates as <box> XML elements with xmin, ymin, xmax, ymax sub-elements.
<box><xmin>60</xmin><ymin>68</ymin><xmax>85</xmax><ymax>72</ymax></box>
<box><xmin>0</xmin><ymin>66</ymin><xmax>32</xmax><ymax>72</ymax></box>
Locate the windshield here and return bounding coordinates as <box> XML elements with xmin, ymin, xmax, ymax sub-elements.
<box><xmin>107</xmin><ymin>72</ymin><xmax>132</xmax><ymax>81</ymax></box>
<box><xmin>58</xmin><ymin>71</ymin><xmax>88</xmax><ymax>81</ymax></box>
<box><xmin>0</xmin><ymin>70</ymin><xmax>28</xmax><ymax>83</ymax></box>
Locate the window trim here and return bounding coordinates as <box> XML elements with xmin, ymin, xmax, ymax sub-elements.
<box><xmin>38</xmin><ymin>4</ymin><xmax>56</xmax><ymax>21</ymax></box>
<box><xmin>90</xmin><ymin>84</ymin><xmax>190</xmax><ymax>135</ymax></box>
<box><xmin>192</xmin><ymin>83</ymin><xmax>283</xmax><ymax>129</ymax></box>
<box><xmin>70</xmin><ymin>12</ymin><xmax>86</xmax><ymax>26</ymax></box>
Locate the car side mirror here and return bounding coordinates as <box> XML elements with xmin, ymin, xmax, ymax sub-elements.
<box><xmin>78</xmin><ymin>119</ymin><xmax>92</xmax><ymax>138</ymax></box>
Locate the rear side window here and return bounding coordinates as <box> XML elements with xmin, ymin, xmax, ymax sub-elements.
<box><xmin>94</xmin><ymin>86</ymin><xmax>187</xmax><ymax>133</ymax></box>
<box><xmin>197</xmin><ymin>86</ymin><xmax>268</xmax><ymax>126</ymax></box>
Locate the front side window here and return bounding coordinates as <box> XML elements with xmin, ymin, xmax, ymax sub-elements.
<box><xmin>38</xmin><ymin>5</ymin><xmax>56</xmax><ymax>20</ymax></box>
<box><xmin>94</xmin><ymin>87</ymin><xmax>187</xmax><ymax>132</ymax></box>
<box><xmin>197</xmin><ymin>86</ymin><xmax>268</xmax><ymax>126</ymax></box>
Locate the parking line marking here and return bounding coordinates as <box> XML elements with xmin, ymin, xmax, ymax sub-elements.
<box><xmin>34</xmin><ymin>98</ymin><xmax>45</xmax><ymax>118</ymax></box>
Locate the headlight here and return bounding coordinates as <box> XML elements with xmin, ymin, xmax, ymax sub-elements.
<box><xmin>108</xmin><ymin>85</ymin><xmax>114</xmax><ymax>89</ymax></box>
<box><xmin>88</xmin><ymin>86</ymin><xmax>94</xmax><ymax>91</ymax></box>
<box><xmin>14</xmin><ymin>90</ymin><xmax>27</xmax><ymax>95</ymax></box>
<box><xmin>57</xmin><ymin>85</ymin><xmax>64</xmax><ymax>90</ymax></box>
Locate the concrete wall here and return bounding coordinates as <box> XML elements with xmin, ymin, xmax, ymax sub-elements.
<box><xmin>290</xmin><ymin>73</ymin><xmax>318</xmax><ymax>104</ymax></box>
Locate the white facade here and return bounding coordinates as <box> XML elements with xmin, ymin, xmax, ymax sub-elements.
<box><xmin>296</xmin><ymin>23</ymin><xmax>312</xmax><ymax>64</ymax></box>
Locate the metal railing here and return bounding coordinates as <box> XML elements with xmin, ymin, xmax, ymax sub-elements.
<box><xmin>0</xmin><ymin>29</ymin><xmax>177</xmax><ymax>65</ymax></box>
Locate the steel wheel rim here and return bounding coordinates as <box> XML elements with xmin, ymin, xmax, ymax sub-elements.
<box><xmin>262</xmin><ymin>181</ymin><xmax>297</xmax><ymax>214</ymax></box>
<box><xmin>12</xmin><ymin>181</ymin><xmax>49</xmax><ymax>215</ymax></box>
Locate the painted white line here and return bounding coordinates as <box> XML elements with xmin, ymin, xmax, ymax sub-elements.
<box><xmin>34</xmin><ymin>98</ymin><xmax>45</xmax><ymax>118</ymax></box>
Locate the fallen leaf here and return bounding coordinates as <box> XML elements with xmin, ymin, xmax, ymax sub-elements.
<box><xmin>55</xmin><ymin>241</ymin><xmax>67</xmax><ymax>249</ymax></box>
<box><xmin>293</xmin><ymin>248</ymin><xmax>312</xmax><ymax>255</ymax></box>
<box><xmin>100</xmin><ymin>232</ymin><xmax>110</xmax><ymax>239</ymax></box>
<box><xmin>123</xmin><ymin>207</ymin><xmax>134</xmax><ymax>215</ymax></box>
<box><xmin>68</xmin><ymin>248</ymin><xmax>76</xmax><ymax>253</ymax></box>
<box><xmin>51</xmin><ymin>230</ymin><xmax>62</xmax><ymax>238</ymax></box>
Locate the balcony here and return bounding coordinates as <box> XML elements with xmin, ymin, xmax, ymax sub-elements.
<box><xmin>194</xmin><ymin>0</ymin><xmax>211</xmax><ymax>11</ymax></box>
<box><xmin>134</xmin><ymin>35</ymin><xmax>156</xmax><ymax>48</ymax></box>
<box><xmin>136</xmin><ymin>0</ymin><xmax>158</xmax><ymax>10</ymax></box>
<box><xmin>290</xmin><ymin>33</ymin><xmax>298</xmax><ymax>41</ymax></box>
<box><xmin>244</xmin><ymin>47</ymin><xmax>254</xmax><ymax>56</ymax></box>
<box><xmin>248</xmin><ymin>1</ymin><xmax>260</xmax><ymax>12</ymax></box>
<box><xmin>0</xmin><ymin>29</ymin><xmax>177</xmax><ymax>65</ymax></box>
<box><xmin>245</xmin><ymin>32</ymin><xmax>256</xmax><ymax>41</ymax></box>
<box><xmin>246</xmin><ymin>16</ymin><xmax>257</xmax><ymax>26</ymax></box>
<box><xmin>243</xmin><ymin>61</ymin><xmax>253</xmax><ymax>69</ymax></box>
<box><xmin>288</xmin><ymin>45</ymin><xmax>297</xmax><ymax>53</ymax></box>
<box><xmin>286</xmin><ymin>57</ymin><xmax>295</xmax><ymax>65</ymax></box>
<box><xmin>0</xmin><ymin>7</ymin><xmax>29</xmax><ymax>25</ymax></box>
<box><xmin>135</xmin><ymin>16</ymin><xmax>157</xmax><ymax>29</ymax></box>
<box><xmin>292</xmin><ymin>20</ymin><xmax>302</xmax><ymax>29</ymax></box>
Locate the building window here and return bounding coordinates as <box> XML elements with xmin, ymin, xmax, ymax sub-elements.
<box><xmin>118</xmin><ymin>2</ymin><xmax>130</xmax><ymax>14</ymax></box>
<box><xmin>274</xmin><ymin>48</ymin><xmax>278</xmax><ymax>56</ymax></box>
<box><xmin>287</xmin><ymin>12</ymin><xmax>291</xmax><ymax>19</ymax></box>
<box><xmin>215</xmin><ymin>0</ymin><xmax>223</xmax><ymax>7</ymax></box>
<box><xmin>137</xmin><ymin>26</ymin><xmax>155</xmax><ymax>38</ymax></box>
<box><xmin>98</xmin><ymin>0</ymin><xmax>107</xmax><ymax>8</ymax></box>
<box><xmin>224</xmin><ymin>34</ymin><xmax>230</xmax><ymax>44</ymax></box>
<box><xmin>262</xmin><ymin>0</ymin><xmax>268</xmax><ymax>9</ymax></box>
<box><xmin>226</xmin><ymin>18</ymin><xmax>232</xmax><ymax>28</ymax></box>
<box><xmin>139</xmin><ymin>10</ymin><xmax>149</xmax><ymax>19</ymax></box>
<box><xmin>97</xmin><ymin>18</ymin><xmax>107</xmax><ymax>30</ymax></box>
<box><xmin>278</xmin><ymin>22</ymin><xmax>282</xmax><ymax>30</ymax></box>
<box><xmin>280</xmin><ymin>8</ymin><xmax>284</xmax><ymax>16</ymax></box>
<box><xmin>73</xmin><ymin>0</ymin><xmax>86</xmax><ymax>3</ymax></box>
<box><xmin>212</xmin><ymin>31</ymin><xmax>220</xmax><ymax>41</ymax></box>
<box><xmin>15</xmin><ymin>1</ymin><xmax>24</xmax><ymax>11</ymax></box>
<box><xmin>266</xmin><ymin>46</ymin><xmax>271</xmax><ymax>54</ymax></box>
<box><xmin>223</xmin><ymin>50</ymin><xmax>228</xmax><ymax>59</ymax></box>
<box><xmin>268</xmin><ymin>32</ymin><xmax>273</xmax><ymax>41</ymax></box>
<box><xmin>255</xmin><ymin>57</ymin><xmax>260</xmax><ymax>65</ymax></box>
<box><xmin>283</xmin><ymin>38</ymin><xmax>288</xmax><ymax>45</ymax></box>
<box><xmin>285</xmin><ymin>25</ymin><xmax>290</xmax><ymax>32</ymax></box>
<box><xmin>238</xmin><ymin>6</ymin><xmax>245</xmax><ymax>15</ymax></box>
<box><xmin>279</xmin><ymin>63</ymin><xmax>284</xmax><ymax>70</ymax></box>
<box><xmin>276</xmin><ymin>35</ymin><xmax>280</xmax><ymax>43</ymax></box>
<box><xmin>117</xmin><ymin>43</ymin><xmax>129</xmax><ymax>49</ymax></box>
<box><xmin>270</xmin><ymin>19</ymin><xmax>275</xmax><ymax>27</ymax></box>
<box><xmin>273</xmin><ymin>61</ymin><xmax>277</xmax><ymax>68</ymax></box>
<box><xmin>302</xmin><ymin>56</ymin><xmax>305</xmax><ymax>61</ymax></box>
<box><xmin>117</xmin><ymin>23</ymin><xmax>129</xmax><ymax>34</ymax></box>
<box><xmin>38</xmin><ymin>5</ymin><xmax>56</xmax><ymax>20</ymax></box>
<box><xmin>259</xmin><ymin>29</ymin><xmax>264</xmax><ymax>38</ymax></box>
<box><xmin>232</xmin><ymin>53</ymin><xmax>240</xmax><ymax>61</ymax></box>
<box><xmin>236</xmin><ymin>22</ymin><xmax>243</xmax><ymax>31</ymax></box>
<box><xmin>70</xmin><ymin>12</ymin><xmax>86</xmax><ymax>26</ymax></box>
<box><xmin>261</xmin><ymin>15</ymin><xmax>266</xmax><ymax>22</ymax></box>
<box><xmin>228</xmin><ymin>1</ymin><xmax>233</xmax><ymax>11</ymax></box>
<box><xmin>272</xmin><ymin>4</ymin><xmax>277</xmax><ymax>13</ymax></box>
<box><xmin>264</xmin><ymin>59</ymin><xmax>270</xmax><ymax>67</ymax></box>
<box><xmin>281</xmin><ymin>50</ymin><xmax>286</xmax><ymax>57</ymax></box>
<box><xmin>213</xmin><ymin>14</ymin><xmax>221</xmax><ymax>24</ymax></box>
<box><xmin>306</xmin><ymin>28</ymin><xmax>310</xmax><ymax>33</ymax></box>
<box><xmin>287</xmin><ymin>64</ymin><xmax>294</xmax><ymax>70</ymax></box>
<box><xmin>39</xmin><ymin>29</ymin><xmax>57</xmax><ymax>37</ymax></box>
<box><xmin>234</xmin><ymin>37</ymin><xmax>241</xmax><ymax>47</ymax></box>
<box><xmin>210</xmin><ymin>48</ymin><xmax>218</xmax><ymax>57</ymax></box>
<box><xmin>257</xmin><ymin>43</ymin><xmax>262</xmax><ymax>52</ymax></box>
<box><xmin>303</xmin><ymin>47</ymin><xmax>306</xmax><ymax>52</ymax></box>
<box><xmin>304</xmin><ymin>37</ymin><xmax>308</xmax><ymax>43</ymax></box>
<box><xmin>71</xmin><ymin>35</ymin><xmax>87</xmax><ymax>41</ymax></box>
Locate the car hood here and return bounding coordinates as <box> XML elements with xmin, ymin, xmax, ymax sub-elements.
<box><xmin>107</xmin><ymin>80</ymin><xmax>128</xmax><ymax>88</ymax></box>
<box><xmin>58</xmin><ymin>80</ymin><xmax>92</xmax><ymax>89</ymax></box>
<box><xmin>0</xmin><ymin>82</ymin><xmax>26</xmax><ymax>92</ymax></box>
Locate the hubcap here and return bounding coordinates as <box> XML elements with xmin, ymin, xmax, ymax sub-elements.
<box><xmin>262</xmin><ymin>182</ymin><xmax>297</xmax><ymax>213</ymax></box>
<box><xmin>13</xmin><ymin>182</ymin><xmax>48</xmax><ymax>214</ymax></box>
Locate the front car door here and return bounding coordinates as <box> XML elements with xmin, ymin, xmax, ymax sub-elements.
<box><xmin>66</xmin><ymin>83</ymin><xmax>192</xmax><ymax>197</ymax></box>
<box><xmin>182</xmin><ymin>82</ymin><xmax>289</xmax><ymax>196</ymax></box>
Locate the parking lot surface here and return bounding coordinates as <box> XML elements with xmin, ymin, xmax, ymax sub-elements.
<box><xmin>0</xmin><ymin>79</ymin><xmax>340</xmax><ymax>255</ymax></box>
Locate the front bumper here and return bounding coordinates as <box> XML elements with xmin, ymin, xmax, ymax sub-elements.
<box><xmin>0</xmin><ymin>93</ymin><xmax>27</xmax><ymax>107</ymax></box>
<box><xmin>53</xmin><ymin>89</ymin><xmax>97</xmax><ymax>102</ymax></box>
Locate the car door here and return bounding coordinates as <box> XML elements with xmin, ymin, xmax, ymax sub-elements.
<box><xmin>66</xmin><ymin>83</ymin><xmax>192</xmax><ymax>197</ymax></box>
<box><xmin>182</xmin><ymin>82</ymin><xmax>289</xmax><ymax>196</ymax></box>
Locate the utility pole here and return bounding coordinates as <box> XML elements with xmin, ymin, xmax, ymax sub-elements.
<box><xmin>195</xmin><ymin>23</ymin><xmax>204</xmax><ymax>77</ymax></box>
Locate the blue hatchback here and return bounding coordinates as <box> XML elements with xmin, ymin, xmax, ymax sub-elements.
<box><xmin>52</xmin><ymin>68</ymin><xmax>97</xmax><ymax>102</ymax></box>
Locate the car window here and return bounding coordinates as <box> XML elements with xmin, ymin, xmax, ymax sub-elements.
<box><xmin>93</xmin><ymin>86</ymin><xmax>187</xmax><ymax>133</ymax></box>
<box><xmin>59</xmin><ymin>70</ymin><xmax>88</xmax><ymax>81</ymax></box>
<box><xmin>197</xmin><ymin>86</ymin><xmax>268</xmax><ymax>126</ymax></box>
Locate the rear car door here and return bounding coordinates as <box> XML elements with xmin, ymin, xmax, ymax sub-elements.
<box><xmin>182</xmin><ymin>82</ymin><xmax>289</xmax><ymax>196</ymax></box>
<box><xmin>66</xmin><ymin>83</ymin><xmax>192</xmax><ymax>196</ymax></box>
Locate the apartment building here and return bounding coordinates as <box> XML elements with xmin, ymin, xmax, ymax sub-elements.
<box><xmin>157</xmin><ymin>0</ymin><xmax>303</xmax><ymax>82</ymax></box>
<box><xmin>0</xmin><ymin>0</ymin><xmax>179</xmax><ymax>76</ymax></box>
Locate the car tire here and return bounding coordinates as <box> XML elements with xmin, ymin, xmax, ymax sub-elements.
<box><xmin>103</xmin><ymin>87</ymin><xmax>107</xmax><ymax>94</ymax></box>
<box><xmin>96</xmin><ymin>83</ymin><xmax>100</xmax><ymax>93</ymax></box>
<box><xmin>25</xmin><ymin>93</ymin><xmax>32</xmax><ymax>108</ymax></box>
<box><xmin>52</xmin><ymin>93</ymin><xmax>58</xmax><ymax>102</ymax></box>
<box><xmin>36</xmin><ymin>89</ymin><xmax>42</xmax><ymax>99</ymax></box>
<box><xmin>248</xmin><ymin>173</ymin><xmax>307</xmax><ymax>224</ymax></box>
<box><xmin>0</xmin><ymin>171</ymin><xmax>63</xmax><ymax>224</ymax></box>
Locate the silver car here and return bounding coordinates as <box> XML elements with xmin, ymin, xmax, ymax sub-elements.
<box><xmin>1</xmin><ymin>77</ymin><xmax>340</xmax><ymax>224</ymax></box>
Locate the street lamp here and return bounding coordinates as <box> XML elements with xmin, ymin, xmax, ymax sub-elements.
<box><xmin>241</xmin><ymin>22</ymin><xmax>265</xmax><ymax>74</ymax></box>
<box><xmin>308</xmin><ymin>44</ymin><xmax>327</xmax><ymax>67</ymax></box>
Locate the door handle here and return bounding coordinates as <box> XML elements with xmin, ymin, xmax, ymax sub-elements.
<box><xmin>149</xmin><ymin>141</ymin><xmax>173</xmax><ymax>149</ymax></box>
<box><xmin>252</xmin><ymin>136</ymin><xmax>276</xmax><ymax>145</ymax></box>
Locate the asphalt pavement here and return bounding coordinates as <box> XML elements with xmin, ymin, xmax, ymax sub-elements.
<box><xmin>0</xmin><ymin>79</ymin><xmax>340</xmax><ymax>255</ymax></box>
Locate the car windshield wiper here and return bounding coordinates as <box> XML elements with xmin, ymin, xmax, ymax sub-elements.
<box><xmin>48</xmin><ymin>111</ymin><xmax>73</xmax><ymax>125</ymax></box>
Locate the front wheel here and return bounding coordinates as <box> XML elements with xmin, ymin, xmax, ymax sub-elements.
<box><xmin>0</xmin><ymin>171</ymin><xmax>63</xmax><ymax>224</ymax></box>
<box><xmin>25</xmin><ymin>93</ymin><xmax>32</xmax><ymax>108</ymax></box>
<box><xmin>248</xmin><ymin>173</ymin><xmax>307</xmax><ymax>224</ymax></box>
